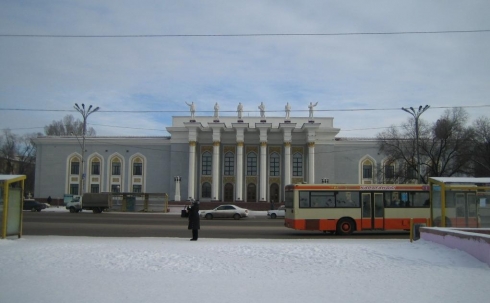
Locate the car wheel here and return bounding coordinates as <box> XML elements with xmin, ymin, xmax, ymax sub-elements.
<box><xmin>31</xmin><ymin>208</ymin><xmax>37</xmax><ymax>212</ymax></box>
<box><xmin>336</xmin><ymin>218</ymin><xmax>355</xmax><ymax>235</ymax></box>
<box><xmin>271</xmin><ymin>213</ymin><xmax>277</xmax><ymax>219</ymax></box>
<box><xmin>233</xmin><ymin>213</ymin><xmax>241</xmax><ymax>220</ymax></box>
<box><xmin>69</xmin><ymin>207</ymin><xmax>77</xmax><ymax>213</ymax></box>
<box><xmin>205</xmin><ymin>213</ymin><xmax>213</xmax><ymax>220</ymax></box>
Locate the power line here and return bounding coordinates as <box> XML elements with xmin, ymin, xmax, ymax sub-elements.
<box><xmin>1</xmin><ymin>30</ymin><xmax>490</xmax><ymax>38</ymax></box>
<box><xmin>1</xmin><ymin>104</ymin><xmax>489</xmax><ymax>113</ymax></box>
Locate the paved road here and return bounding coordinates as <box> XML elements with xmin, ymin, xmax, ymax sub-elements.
<box><xmin>21</xmin><ymin>211</ymin><xmax>411</xmax><ymax>239</ymax></box>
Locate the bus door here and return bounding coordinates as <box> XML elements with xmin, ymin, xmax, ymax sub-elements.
<box><xmin>455</xmin><ymin>192</ymin><xmax>478</xmax><ymax>227</ymax></box>
<box><xmin>361</xmin><ymin>193</ymin><xmax>385</xmax><ymax>230</ymax></box>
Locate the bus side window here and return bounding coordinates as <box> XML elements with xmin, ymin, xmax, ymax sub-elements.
<box><xmin>299</xmin><ymin>191</ymin><xmax>309</xmax><ymax>208</ymax></box>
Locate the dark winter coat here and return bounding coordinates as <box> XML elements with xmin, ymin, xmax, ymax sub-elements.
<box><xmin>187</xmin><ymin>203</ymin><xmax>200</xmax><ymax>230</ymax></box>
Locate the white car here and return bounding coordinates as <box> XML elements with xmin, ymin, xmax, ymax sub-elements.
<box><xmin>200</xmin><ymin>205</ymin><xmax>249</xmax><ymax>220</ymax></box>
<box><xmin>267</xmin><ymin>205</ymin><xmax>285</xmax><ymax>219</ymax></box>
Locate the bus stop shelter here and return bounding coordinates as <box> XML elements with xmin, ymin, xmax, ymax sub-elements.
<box><xmin>0</xmin><ymin>174</ymin><xmax>26</xmax><ymax>239</ymax></box>
<box><xmin>429</xmin><ymin>177</ymin><xmax>490</xmax><ymax>228</ymax></box>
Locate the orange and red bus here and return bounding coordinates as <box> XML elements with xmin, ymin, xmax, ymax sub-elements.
<box><xmin>284</xmin><ymin>184</ymin><xmax>430</xmax><ymax>235</ymax></box>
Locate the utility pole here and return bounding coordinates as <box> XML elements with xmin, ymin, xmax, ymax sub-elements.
<box><xmin>401</xmin><ymin>105</ymin><xmax>430</xmax><ymax>184</ymax></box>
<box><xmin>74</xmin><ymin>103</ymin><xmax>100</xmax><ymax>195</ymax></box>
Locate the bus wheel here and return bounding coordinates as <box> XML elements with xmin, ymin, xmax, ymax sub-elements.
<box><xmin>337</xmin><ymin>218</ymin><xmax>355</xmax><ymax>235</ymax></box>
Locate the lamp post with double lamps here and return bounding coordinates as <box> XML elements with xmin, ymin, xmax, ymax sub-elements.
<box><xmin>74</xmin><ymin>103</ymin><xmax>100</xmax><ymax>196</ymax></box>
<box><xmin>401</xmin><ymin>105</ymin><xmax>430</xmax><ymax>184</ymax></box>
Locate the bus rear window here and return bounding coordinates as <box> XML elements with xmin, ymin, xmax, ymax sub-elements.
<box><xmin>285</xmin><ymin>191</ymin><xmax>294</xmax><ymax>208</ymax></box>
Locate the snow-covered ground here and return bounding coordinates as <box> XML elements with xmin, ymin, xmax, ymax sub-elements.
<box><xmin>1</xmin><ymin>207</ymin><xmax>488</xmax><ymax>303</ymax></box>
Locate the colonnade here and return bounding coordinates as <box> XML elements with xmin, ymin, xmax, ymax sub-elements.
<box><xmin>184</xmin><ymin>121</ymin><xmax>320</xmax><ymax>202</ymax></box>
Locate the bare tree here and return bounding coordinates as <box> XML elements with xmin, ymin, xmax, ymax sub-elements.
<box><xmin>44</xmin><ymin>114</ymin><xmax>96</xmax><ymax>136</ymax></box>
<box><xmin>0</xmin><ymin>129</ymin><xmax>17</xmax><ymax>174</ymax></box>
<box><xmin>377</xmin><ymin>107</ymin><xmax>474</xmax><ymax>183</ymax></box>
<box><xmin>0</xmin><ymin>130</ymin><xmax>39</xmax><ymax>193</ymax></box>
<box><xmin>17</xmin><ymin>133</ymin><xmax>39</xmax><ymax>193</ymax></box>
<box><xmin>421</xmin><ymin>108</ymin><xmax>475</xmax><ymax>178</ymax></box>
<box><xmin>472</xmin><ymin>116</ymin><xmax>490</xmax><ymax>176</ymax></box>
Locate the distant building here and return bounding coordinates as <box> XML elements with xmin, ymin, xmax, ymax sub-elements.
<box><xmin>32</xmin><ymin>115</ymin><xmax>391</xmax><ymax>202</ymax></box>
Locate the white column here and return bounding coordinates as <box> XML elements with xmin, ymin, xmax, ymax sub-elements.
<box><xmin>236</xmin><ymin>142</ymin><xmax>244</xmax><ymax>201</ymax></box>
<box><xmin>174</xmin><ymin>176</ymin><xmax>181</xmax><ymax>201</ymax></box>
<box><xmin>256</xmin><ymin>123</ymin><xmax>271</xmax><ymax>202</ymax></box>
<box><xmin>233</xmin><ymin>123</ymin><xmax>248</xmax><ymax>202</ymax></box>
<box><xmin>284</xmin><ymin>142</ymin><xmax>291</xmax><ymax>185</ymax></box>
<box><xmin>260</xmin><ymin>141</ymin><xmax>267</xmax><ymax>201</ymax></box>
<box><xmin>188</xmin><ymin>142</ymin><xmax>196</xmax><ymax>200</ymax></box>
<box><xmin>301</xmin><ymin>122</ymin><xmax>319</xmax><ymax>184</ymax></box>
<box><xmin>212</xmin><ymin>141</ymin><xmax>220</xmax><ymax>201</ymax></box>
<box><xmin>280</xmin><ymin>123</ymin><xmax>296</xmax><ymax>186</ymax></box>
<box><xmin>308</xmin><ymin>142</ymin><xmax>315</xmax><ymax>184</ymax></box>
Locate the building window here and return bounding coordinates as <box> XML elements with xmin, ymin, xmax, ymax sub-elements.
<box><xmin>202</xmin><ymin>182</ymin><xmax>211</xmax><ymax>198</ymax></box>
<box><xmin>71</xmin><ymin>161</ymin><xmax>79</xmax><ymax>175</ymax></box>
<box><xmin>111</xmin><ymin>185</ymin><xmax>120</xmax><ymax>193</ymax></box>
<box><xmin>70</xmin><ymin>184</ymin><xmax>79</xmax><ymax>195</ymax></box>
<box><xmin>202</xmin><ymin>152</ymin><xmax>212</xmax><ymax>175</ymax></box>
<box><xmin>406</xmin><ymin>164</ymin><xmax>416</xmax><ymax>179</ymax></box>
<box><xmin>90</xmin><ymin>184</ymin><xmax>99</xmax><ymax>193</ymax></box>
<box><xmin>363</xmin><ymin>162</ymin><xmax>373</xmax><ymax>179</ymax></box>
<box><xmin>293</xmin><ymin>153</ymin><xmax>303</xmax><ymax>176</ymax></box>
<box><xmin>247</xmin><ymin>152</ymin><xmax>257</xmax><ymax>176</ymax></box>
<box><xmin>269</xmin><ymin>153</ymin><xmax>280</xmax><ymax>176</ymax></box>
<box><xmin>133</xmin><ymin>162</ymin><xmax>142</xmax><ymax>176</ymax></box>
<box><xmin>91</xmin><ymin>161</ymin><xmax>100</xmax><ymax>175</ymax></box>
<box><xmin>224</xmin><ymin>152</ymin><xmax>235</xmax><ymax>175</ymax></box>
<box><xmin>133</xmin><ymin>185</ymin><xmax>142</xmax><ymax>193</ymax></box>
<box><xmin>384</xmin><ymin>163</ymin><xmax>395</xmax><ymax>179</ymax></box>
<box><xmin>112</xmin><ymin>162</ymin><xmax>121</xmax><ymax>175</ymax></box>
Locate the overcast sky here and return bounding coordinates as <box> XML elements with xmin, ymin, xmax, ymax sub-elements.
<box><xmin>1</xmin><ymin>1</ymin><xmax>489</xmax><ymax>137</ymax></box>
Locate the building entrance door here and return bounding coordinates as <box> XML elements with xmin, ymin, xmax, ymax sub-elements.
<box><xmin>224</xmin><ymin>183</ymin><xmax>234</xmax><ymax>202</ymax></box>
<box><xmin>247</xmin><ymin>183</ymin><xmax>256</xmax><ymax>202</ymax></box>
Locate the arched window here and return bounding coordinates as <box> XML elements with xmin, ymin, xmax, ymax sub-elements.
<box><xmin>293</xmin><ymin>153</ymin><xmax>303</xmax><ymax>176</ymax></box>
<box><xmin>383</xmin><ymin>161</ymin><xmax>395</xmax><ymax>183</ymax></box>
<box><xmin>67</xmin><ymin>155</ymin><xmax>81</xmax><ymax>195</ymax></box>
<box><xmin>129</xmin><ymin>153</ymin><xmax>146</xmax><ymax>193</ymax></box>
<box><xmin>224</xmin><ymin>152</ymin><xmax>235</xmax><ymax>176</ymax></box>
<box><xmin>224</xmin><ymin>183</ymin><xmax>234</xmax><ymax>202</ymax></box>
<box><xmin>202</xmin><ymin>182</ymin><xmax>211</xmax><ymax>198</ymax></box>
<box><xmin>111</xmin><ymin>158</ymin><xmax>121</xmax><ymax>176</ymax></box>
<box><xmin>133</xmin><ymin>158</ymin><xmax>143</xmax><ymax>176</ymax></box>
<box><xmin>247</xmin><ymin>152</ymin><xmax>257</xmax><ymax>176</ymax></box>
<box><xmin>109</xmin><ymin>155</ymin><xmax>123</xmax><ymax>193</ymax></box>
<box><xmin>361</xmin><ymin>158</ymin><xmax>375</xmax><ymax>184</ymax></box>
<box><xmin>202</xmin><ymin>152</ymin><xmax>212</xmax><ymax>175</ymax></box>
<box><xmin>247</xmin><ymin>183</ymin><xmax>257</xmax><ymax>202</ymax></box>
<box><xmin>363</xmin><ymin>160</ymin><xmax>373</xmax><ymax>179</ymax></box>
<box><xmin>70</xmin><ymin>157</ymin><xmax>80</xmax><ymax>175</ymax></box>
<box><xmin>269</xmin><ymin>183</ymin><xmax>279</xmax><ymax>203</ymax></box>
<box><xmin>269</xmin><ymin>153</ymin><xmax>280</xmax><ymax>176</ymax></box>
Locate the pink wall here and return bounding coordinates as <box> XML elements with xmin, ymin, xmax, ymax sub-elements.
<box><xmin>420</xmin><ymin>228</ymin><xmax>490</xmax><ymax>266</ymax></box>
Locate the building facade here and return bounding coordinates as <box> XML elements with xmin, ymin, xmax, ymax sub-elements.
<box><xmin>33</xmin><ymin>115</ymin><xmax>390</xmax><ymax>202</ymax></box>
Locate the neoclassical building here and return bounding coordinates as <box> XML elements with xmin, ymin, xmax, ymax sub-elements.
<box><xmin>33</xmin><ymin>114</ymin><xmax>391</xmax><ymax>202</ymax></box>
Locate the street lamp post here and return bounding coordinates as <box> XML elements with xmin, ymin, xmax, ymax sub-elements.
<box><xmin>401</xmin><ymin>105</ymin><xmax>430</xmax><ymax>184</ymax></box>
<box><xmin>74</xmin><ymin>103</ymin><xmax>100</xmax><ymax>196</ymax></box>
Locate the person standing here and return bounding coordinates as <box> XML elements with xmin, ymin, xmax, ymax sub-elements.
<box><xmin>187</xmin><ymin>200</ymin><xmax>200</xmax><ymax>241</ymax></box>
